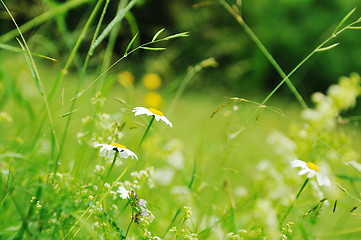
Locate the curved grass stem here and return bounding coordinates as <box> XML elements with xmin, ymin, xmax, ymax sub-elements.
<box><xmin>123</xmin><ymin>217</ymin><xmax>134</xmax><ymax>239</ymax></box>
<box><xmin>280</xmin><ymin>178</ymin><xmax>309</xmax><ymax>227</ymax></box>
<box><xmin>139</xmin><ymin>115</ymin><xmax>155</xmax><ymax>148</ymax></box>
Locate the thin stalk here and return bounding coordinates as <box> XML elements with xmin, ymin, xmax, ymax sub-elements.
<box><xmin>53</xmin><ymin>0</ymin><xmax>108</xmax><ymax>177</ymax></box>
<box><xmin>221</xmin><ymin>0</ymin><xmax>361</xmax><ymax>125</ymax></box>
<box><xmin>68</xmin><ymin>31</ymin><xmax>189</xmax><ymax>102</ymax></box>
<box><xmin>104</xmin><ymin>151</ymin><xmax>119</xmax><ymax>182</ymax></box>
<box><xmin>97</xmin><ymin>0</ymin><xmax>128</xmax><ymax>91</ymax></box>
<box><xmin>66</xmin><ymin>160</ymin><xmax>133</xmax><ymax>239</ymax></box>
<box><xmin>123</xmin><ymin>217</ymin><xmax>134</xmax><ymax>239</ymax></box>
<box><xmin>279</xmin><ymin>178</ymin><xmax>309</xmax><ymax>227</ymax></box>
<box><xmin>0</xmin><ymin>0</ymin><xmax>58</xmax><ymax>171</ymax></box>
<box><xmin>220</xmin><ymin>0</ymin><xmax>308</xmax><ymax>109</ymax></box>
<box><xmin>162</xmin><ymin>205</ymin><xmax>183</xmax><ymax>238</ymax></box>
<box><xmin>0</xmin><ymin>0</ymin><xmax>89</xmax><ymax>43</ymax></box>
<box><xmin>48</xmin><ymin>0</ymin><xmax>105</xmax><ymax>101</ymax></box>
<box><xmin>139</xmin><ymin>116</ymin><xmax>155</xmax><ymax>148</ymax></box>
<box><xmin>168</xmin><ymin>63</ymin><xmax>199</xmax><ymax>116</ymax></box>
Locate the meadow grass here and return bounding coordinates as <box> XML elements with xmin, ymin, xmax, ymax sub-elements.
<box><xmin>1</xmin><ymin>1</ymin><xmax>361</xmax><ymax>240</ymax></box>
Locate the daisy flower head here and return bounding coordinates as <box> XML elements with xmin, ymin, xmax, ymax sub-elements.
<box><xmin>95</xmin><ymin>143</ymin><xmax>138</xmax><ymax>160</ymax></box>
<box><xmin>132</xmin><ymin>107</ymin><xmax>172</xmax><ymax>127</ymax></box>
<box><xmin>291</xmin><ymin>159</ymin><xmax>331</xmax><ymax>187</ymax></box>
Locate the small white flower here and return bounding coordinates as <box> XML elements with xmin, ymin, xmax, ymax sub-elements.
<box><xmin>132</xmin><ymin>107</ymin><xmax>173</xmax><ymax>127</ymax></box>
<box><xmin>116</xmin><ymin>186</ymin><xmax>130</xmax><ymax>199</ymax></box>
<box><xmin>291</xmin><ymin>159</ymin><xmax>331</xmax><ymax>187</ymax></box>
<box><xmin>95</xmin><ymin>143</ymin><xmax>138</xmax><ymax>160</ymax></box>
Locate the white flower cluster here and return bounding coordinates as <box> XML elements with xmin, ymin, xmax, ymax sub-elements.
<box><xmin>0</xmin><ymin>112</ymin><xmax>12</xmax><ymax>122</ymax></box>
<box><xmin>182</xmin><ymin>206</ymin><xmax>192</xmax><ymax>221</ymax></box>
<box><xmin>90</xmin><ymin>91</ymin><xmax>106</xmax><ymax>107</ymax></box>
<box><xmin>302</xmin><ymin>73</ymin><xmax>361</xmax><ymax>131</ymax></box>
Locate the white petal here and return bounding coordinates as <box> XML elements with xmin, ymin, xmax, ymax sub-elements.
<box><xmin>316</xmin><ymin>173</ymin><xmax>331</xmax><ymax>187</ymax></box>
<box><xmin>133</xmin><ymin>107</ymin><xmax>149</xmax><ymax>116</ymax></box>
<box><xmin>125</xmin><ymin>149</ymin><xmax>138</xmax><ymax>160</ymax></box>
<box><xmin>94</xmin><ymin>143</ymin><xmax>105</xmax><ymax>148</ymax></box>
<box><xmin>306</xmin><ymin>170</ymin><xmax>316</xmax><ymax>178</ymax></box>
<box><xmin>160</xmin><ymin>116</ymin><xmax>173</xmax><ymax>127</ymax></box>
<box><xmin>106</xmin><ymin>150</ymin><xmax>115</xmax><ymax>158</ymax></box>
<box><xmin>291</xmin><ymin>159</ymin><xmax>306</xmax><ymax>168</ymax></box>
<box><xmin>99</xmin><ymin>146</ymin><xmax>108</xmax><ymax>155</ymax></box>
<box><xmin>298</xmin><ymin>169</ymin><xmax>309</xmax><ymax>176</ymax></box>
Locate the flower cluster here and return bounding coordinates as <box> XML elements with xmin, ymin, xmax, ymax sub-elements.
<box><xmin>128</xmin><ymin>190</ymin><xmax>154</xmax><ymax>225</ymax></box>
<box><xmin>302</xmin><ymin>73</ymin><xmax>361</xmax><ymax>131</ymax></box>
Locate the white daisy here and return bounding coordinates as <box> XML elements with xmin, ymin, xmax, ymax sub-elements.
<box><xmin>291</xmin><ymin>159</ymin><xmax>331</xmax><ymax>187</ymax></box>
<box><xmin>116</xmin><ymin>186</ymin><xmax>130</xmax><ymax>199</ymax></box>
<box><xmin>132</xmin><ymin>107</ymin><xmax>173</xmax><ymax>127</ymax></box>
<box><xmin>95</xmin><ymin>143</ymin><xmax>138</xmax><ymax>160</ymax></box>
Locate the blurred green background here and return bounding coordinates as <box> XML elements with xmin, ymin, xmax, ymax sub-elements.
<box><xmin>2</xmin><ymin>1</ymin><xmax>361</xmax><ymax>239</ymax></box>
<box><xmin>1</xmin><ymin>0</ymin><xmax>361</xmax><ymax>100</ymax></box>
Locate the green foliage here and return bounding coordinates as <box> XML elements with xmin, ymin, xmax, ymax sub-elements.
<box><xmin>2</xmin><ymin>1</ymin><xmax>361</xmax><ymax>240</ymax></box>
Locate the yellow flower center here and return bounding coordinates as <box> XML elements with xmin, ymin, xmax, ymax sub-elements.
<box><xmin>307</xmin><ymin>162</ymin><xmax>319</xmax><ymax>172</ymax></box>
<box><xmin>111</xmin><ymin>143</ymin><xmax>126</xmax><ymax>149</ymax></box>
<box><xmin>149</xmin><ymin>107</ymin><xmax>163</xmax><ymax>116</ymax></box>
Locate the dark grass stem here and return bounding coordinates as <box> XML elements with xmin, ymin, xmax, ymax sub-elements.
<box><xmin>221</xmin><ymin>1</ymin><xmax>361</xmax><ymax>124</ymax></box>
<box><xmin>220</xmin><ymin>0</ymin><xmax>308</xmax><ymax>110</ymax></box>
<box><xmin>53</xmin><ymin>0</ymin><xmax>108</xmax><ymax>177</ymax></box>
<box><xmin>48</xmin><ymin>0</ymin><xmax>105</xmax><ymax>100</ymax></box>
<box><xmin>105</xmin><ymin>151</ymin><xmax>119</xmax><ymax>182</ymax></box>
<box><xmin>97</xmin><ymin>0</ymin><xmax>128</xmax><ymax>91</ymax></box>
<box><xmin>139</xmin><ymin>116</ymin><xmax>155</xmax><ymax>148</ymax></box>
<box><xmin>0</xmin><ymin>0</ymin><xmax>89</xmax><ymax>43</ymax></box>
<box><xmin>280</xmin><ymin>178</ymin><xmax>309</xmax><ymax>227</ymax></box>
<box><xmin>0</xmin><ymin>0</ymin><xmax>58</xmax><ymax>177</ymax></box>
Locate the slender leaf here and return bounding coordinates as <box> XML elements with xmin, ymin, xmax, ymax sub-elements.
<box><xmin>0</xmin><ymin>43</ymin><xmax>57</xmax><ymax>61</ymax></box>
<box><xmin>334</xmin><ymin>8</ymin><xmax>356</xmax><ymax>34</ymax></box>
<box><xmin>139</xmin><ymin>46</ymin><xmax>166</xmax><ymax>51</ymax></box>
<box><xmin>92</xmin><ymin>0</ymin><xmax>137</xmax><ymax>51</ymax></box>
<box><xmin>152</xmin><ymin>28</ymin><xmax>165</xmax><ymax>42</ymax></box>
<box><xmin>163</xmin><ymin>32</ymin><xmax>189</xmax><ymax>40</ymax></box>
<box><xmin>316</xmin><ymin>43</ymin><xmax>339</xmax><ymax>52</ymax></box>
<box><xmin>16</xmin><ymin>39</ymin><xmax>44</xmax><ymax>95</ymax></box>
<box><xmin>0</xmin><ymin>0</ymin><xmax>90</xmax><ymax>43</ymax></box>
<box><xmin>60</xmin><ymin>109</ymin><xmax>80</xmax><ymax>118</ymax></box>
<box><xmin>125</xmin><ymin>32</ymin><xmax>138</xmax><ymax>55</ymax></box>
<box><xmin>347</xmin><ymin>26</ymin><xmax>361</xmax><ymax>30</ymax></box>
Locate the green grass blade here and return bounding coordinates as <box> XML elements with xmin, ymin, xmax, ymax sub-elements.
<box><xmin>125</xmin><ymin>32</ymin><xmax>139</xmax><ymax>55</ymax></box>
<box><xmin>152</xmin><ymin>28</ymin><xmax>165</xmax><ymax>42</ymax></box>
<box><xmin>139</xmin><ymin>46</ymin><xmax>166</xmax><ymax>51</ymax></box>
<box><xmin>220</xmin><ymin>0</ymin><xmax>308</xmax><ymax>109</ymax></box>
<box><xmin>334</xmin><ymin>8</ymin><xmax>356</xmax><ymax>34</ymax></box>
<box><xmin>0</xmin><ymin>43</ymin><xmax>57</xmax><ymax>61</ymax></box>
<box><xmin>92</xmin><ymin>0</ymin><xmax>138</xmax><ymax>51</ymax></box>
<box><xmin>48</xmin><ymin>0</ymin><xmax>106</xmax><ymax>101</ymax></box>
<box><xmin>0</xmin><ymin>0</ymin><xmax>90</xmax><ymax>43</ymax></box>
<box><xmin>315</xmin><ymin>43</ymin><xmax>340</xmax><ymax>52</ymax></box>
